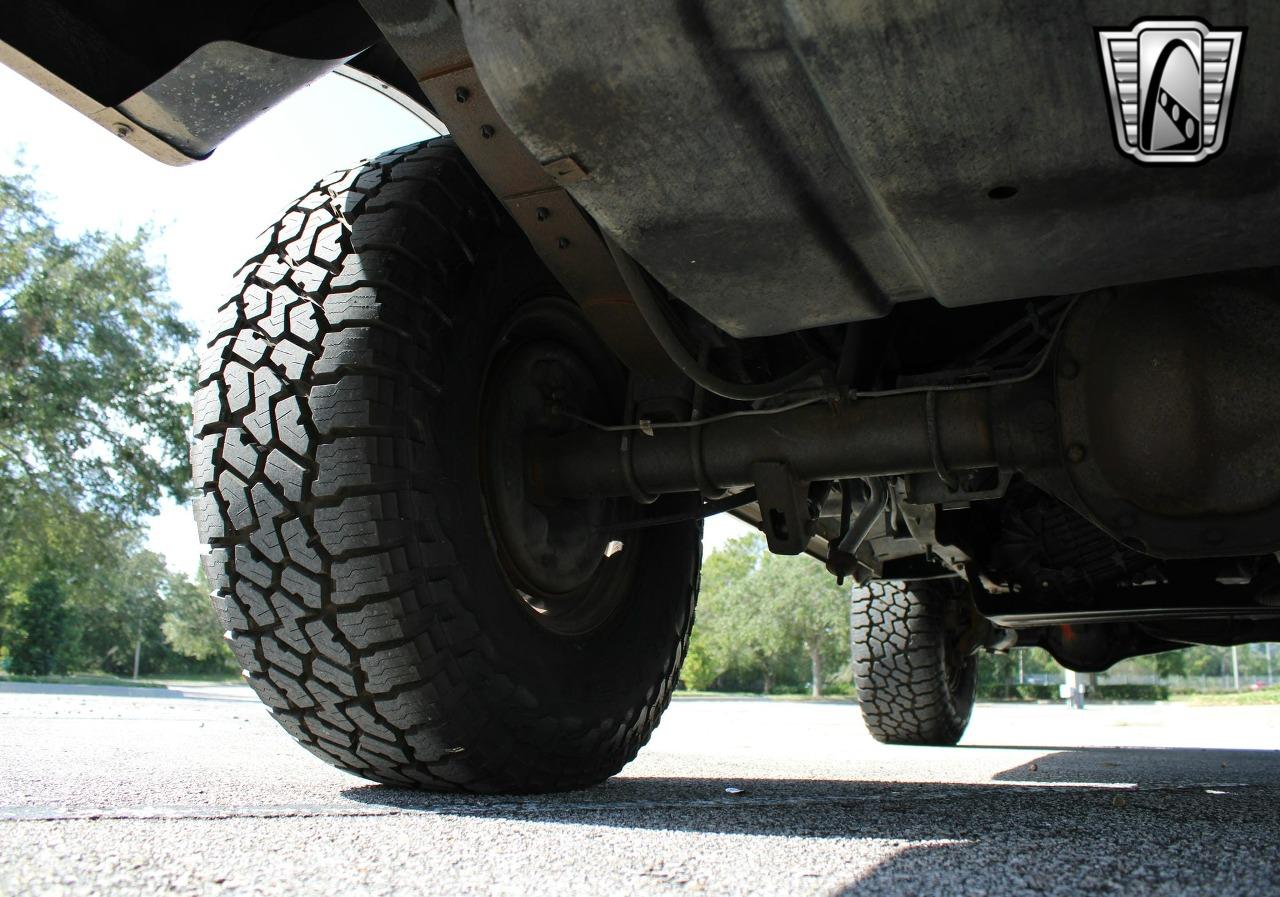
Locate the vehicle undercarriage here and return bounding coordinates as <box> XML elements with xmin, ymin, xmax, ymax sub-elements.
<box><xmin>4</xmin><ymin>0</ymin><xmax>1277</xmax><ymax>786</ymax></box>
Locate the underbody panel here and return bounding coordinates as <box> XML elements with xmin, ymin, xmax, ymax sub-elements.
<box><xmin>461</xmin><ymin>0</ymin><xmax>1280</xmax><ymax>336</ymax></box>
<box><xmin>10</xmin><ymin>3</ymin><xmax>1280</xmax><ymax>334</ymax></box>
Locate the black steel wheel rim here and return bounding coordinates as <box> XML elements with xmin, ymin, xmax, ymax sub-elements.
<box><xmin>478</xmin><ymin>298</ymin><xmax>640</xmax><ymax>637</ymax></box>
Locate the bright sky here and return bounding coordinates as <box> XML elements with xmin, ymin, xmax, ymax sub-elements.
<box><xmin>0</xmin><ymin>63</ymin><xmax>750</xmax><ymax>576</ymax></box>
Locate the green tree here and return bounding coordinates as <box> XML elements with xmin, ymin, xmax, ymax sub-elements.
<box><xmin>753</xmin><ymin>553</ymin><xmax>850</xmax><ymax>696</ymax></box>
<box><xmin>0</xmin><ymin>165</ymin><xmax>195</xmax><ymax>675</ymax></box>
<box><xmin>692</xmin><ymin>534</ymin><xmax>794</xmax><ymax>693</ymax></box>
<box><xmin>679</xmin><ymin>633</ymin><xmax>718</xmax><ymax>692</ymax></box>
<box><xmin>162</xmin><ymin>571</ymin><xmax>232</xmax><ymax>666</ymax></box>
<box><xmin>6</xmin><ymin>575</ymin><xmax>67</xmax><ymax>675</ymax></box>
<box><xmin>68</xmin><ymin>545</ymin><xmax>171</xmax><ymax>677</ymax></box>
<box><xmin>1154</xmin><ymin>650</ymin><xmax>1187</xmax><ymax>678</ymax></box>
<box><xmin>1182</xmin><ymin>645</ymin><xmax>1231</xmax><ymax>677</ymax></box>
<box><xmin>686</xmin><ymin>534</ymin><xmax>764</xmax><ymax>688</ymax></box>
<box><xmin>686</xmin><ymin>535</ymin><xmax>850</xmax><ymax>695</ymax></box>
<box><xmin>0</xmin><ymin>491</ymin><xmax>103</xmax><ymax>652</ymax></box>
<box><xmin>0</xmin><ymin>165</ymin><xmax>193</xmax><ymax>531</ymax></box>
<box><xmin>721</xmin><ymin>572</ymin><xmax>793</xmax><ymax>694</ymax></box>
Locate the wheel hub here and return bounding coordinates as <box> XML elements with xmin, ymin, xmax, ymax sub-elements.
<box><xmin>479</xmin><ymin>300</ymin><xmax>634</xmax><ymax>635</ymax></box>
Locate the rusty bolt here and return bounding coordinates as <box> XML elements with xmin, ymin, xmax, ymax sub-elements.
<box><xmin>1066</xmin><ymin>443</ymin><xmax>1087</xmax><ymax>463</ymax></box>
<box><xmin>536</xmin><ymin>207</ymin><xmax>551</xmax><ymax>222</ymax></box>
<box><xmin>113</xmin><ymin>122</ymin><xmax>133</xmax><ymax>138</ymax></box>
<box><xmin>480</xmin><ymin>124</ymin><xmax>496</xmax><ymax>139</ymax></box>
<box><xmin>455</xmin><ymin>86</ymin><xmax>470</xmax><ymax>103</ymax></box>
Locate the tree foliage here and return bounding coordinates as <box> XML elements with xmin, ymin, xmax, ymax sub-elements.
<box><xmin>687</xmin><ymin>535</ymin><xmax>851</xmax><ymax>695</ymax></box>
<box><xmin>6</xmin><ymin>575</ymin><xmax>67</xmax><ymax>675</ymax></box>
<box><xmin>0</xmin><ymin>503</ymin><xmax>232</xmax><ymax>677</ymax></box>
<box><xmin>0</xmin><ymin>164</ymin><xmax>230</xmax><ymax>679</ymax></box>
<box><xmin>162</xmin><ymin>570</ymin><xmax>229</xmax><ymax>663</ymax></box>
<box><xmin>0</xmin><ymin>167</ymin><xmax>194</xmax><ymax>527</ymax></box>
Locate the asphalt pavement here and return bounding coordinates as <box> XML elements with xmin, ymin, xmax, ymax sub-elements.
<box><xmin>2</xmin><ymin>681</ymin><xmax>1278</xmax><ymax>896</ymax></box>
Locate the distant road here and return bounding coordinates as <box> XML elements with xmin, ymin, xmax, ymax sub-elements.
<box><xmin>2</xmin><ymin>683</ymin><xmax>1278</xmax><ymax>896</ymax></box>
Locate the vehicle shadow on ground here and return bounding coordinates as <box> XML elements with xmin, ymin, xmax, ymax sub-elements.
<box><xmin>969</xmin><ymin>743</ymin><xmax>1277</xmax><ymax>783</ymax></box>
<box><xmin>342</xmin><ymin>747</ymin><xmax>1279</xmax><ymax>894</ymax></box>
<box><xmin>340</xmin><ymin>745</ymin><xmax>1279</xmax><ymax>835</ymax></box>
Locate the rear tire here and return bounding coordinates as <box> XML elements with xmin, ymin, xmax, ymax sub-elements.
<box><xmin>192</xmin><ymin>138</ymin><xmax>701</xmax><ymax>792</ymax></box>
<box><xmin>851</xmin><ymin>580</ymin><xmax>977</xmax><ymax>745</ymax></box>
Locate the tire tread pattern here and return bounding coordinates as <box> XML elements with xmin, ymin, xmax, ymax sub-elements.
<box><xmin>193</xmin><ymin>138</ymin><xmax>699</xmax><ymax>791</ymax></box>
<box><xmin>851</xmin><ymin>580</ymin><xmax>976</xmax><ymax>746</ymax></box>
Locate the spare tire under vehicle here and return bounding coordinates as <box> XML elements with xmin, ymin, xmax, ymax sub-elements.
<box><xmin>192</xmin><ymin>138</ymin><xmax>702</xmax><ymax>792</ymax></box>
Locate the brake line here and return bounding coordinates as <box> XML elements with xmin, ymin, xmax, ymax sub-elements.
<box><xmin>559</xmin><ymin>296</ymin><xmax>1077</xmax><ymax>435</ymax></box>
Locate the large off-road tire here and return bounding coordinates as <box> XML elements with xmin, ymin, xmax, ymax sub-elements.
<box><xmin>851</xmin><ymin>580</ymin><xmax>977</xmax><ymax>745</ymax></box>
<box><xmin>192</xmin><ymin>138</ymin><xmax>701</xmax><ymax>792</ymax></box>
